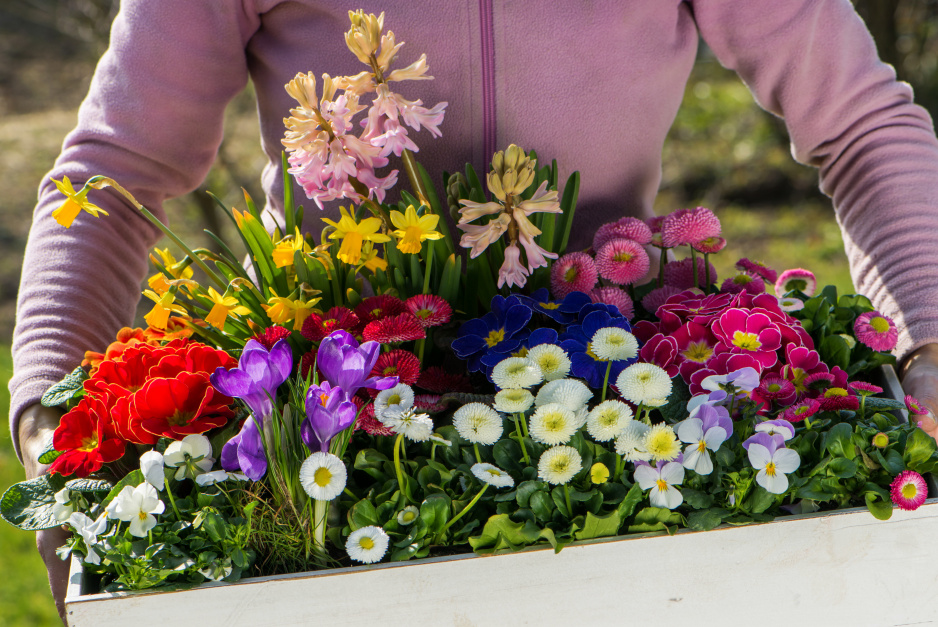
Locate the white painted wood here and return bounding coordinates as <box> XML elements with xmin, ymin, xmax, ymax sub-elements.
<box><xmin>65</xmin><ymin>499</ymin><xmax>938</xmax><ymax>627</ymax></box>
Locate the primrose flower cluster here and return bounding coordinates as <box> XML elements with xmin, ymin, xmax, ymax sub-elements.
<box><xmin>9</xmin><ymin>9</ymin><xmax>937</xmax><ymax>595</ymax></box>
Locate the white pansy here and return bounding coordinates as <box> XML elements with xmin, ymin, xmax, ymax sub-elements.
<box><xmin>163</xmin><ymin>434</ymin><xmax>214</xmax><ymax>481</ymax></box>
<box><xmin>586</xmin><ymin>400</ymin><xmax>633</xmax><ymax>442</ymax></box>
<box><xmin>748</xmin><ymin>444</ymin><xmax>801</xmax><ymax>495</ymax></box>
<box><xmin>139</xmin><ymin>450</ymin><xmax>165</xmax><ymax>490</ymax></box>
<box><xmin>346</xmin><ymin>526</ymin><xmax>390</xmax><ymax>564</ymax></box>
<box><xmin>452</xmin><ymin>403</ymin><xmax>503</xmax><ymax>445</ymax></box>
<box><xmin>66</xmin><ymin>512</ymin><xmax>108</xmax><ymax>565</ymax></box>
<box><xmin>106</xmin><ymin>483</ymin><xmax>166</xmax><ymax>538</ymax></box>
<box><xmin>52</xmin><ymin>488</ymin><xmax>75</xmax><ymax>522</ymax></box>
<box><xmin>634</xmin><ymin>461</ymin><xmax>684</xmax><ymax>509</ymax></box>
<box><xmin>299</xmin><ymin>452</ymin><xmax>348</xmax><ymax>501</ymax></box>
<box><xmin>471</xmin><ymin>463</ymin><xmax>515</xmax><ymax>489</ymax></box>
<box><xmin>526</xmin><ymin>344</ymin><xmax>571</xmax><ymax>381</ymax></box>
<box><xmin>195</xmin><ymin>470</ymin><xmax>250</xmax><ymax>487</ymax></box>
<box><xmin>676</xmin><ymin>418</ymin><xmax>727</xmax><ymax>476</ymax></box>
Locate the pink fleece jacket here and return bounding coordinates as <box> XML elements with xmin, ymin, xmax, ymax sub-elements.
<box><xmin>10</xmin><ymin>0</ymin><xmax>938</xmax><ymax>458</ymax></box>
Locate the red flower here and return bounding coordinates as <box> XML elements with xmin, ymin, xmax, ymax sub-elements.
<box><xmin>49</xmin><ymin>396</ymin><xmax>126</xmax><ymax>477</ymax></box>
<box><xmin>363</xmin><ymin>313</ymin><xmax>426</xmax><ymax>343</ymax></box>
<box><xmin>353</xmin><ymin>402</ymin><xmax>395</xmax><ymax>437</ymax></box>
<box><xmin>111</xmin><ymin>395</ymin><xmax>160</xmax><ymax>445</ymax></box>
<box><xmin>253</xmin><ymin>326</ymin><xmax>292</xmax><ymax>350</ymax></box>
<box><xmin>301</xmin><ymin>307</ymin><xmax>360</xmax><ymax>342</ymax></box>
<box><xmin>134</xmin><ymin>372</ymin><xmax>234</xmax><ymax>440</ymax></box>
<box><xmin>405</xmin><ymin>295</ymin><xmax>453</xmax><ymax>328</ymax></box>
<box><xmin>148</xmin><ymin>342</ymin><xmax>236</xmax><ymax>379</ymax></box>
<box><xmin>354</xmin><ymin>295</ymin><xmax>406</xmax><ymax>326</ymax></box>
<box><xmin>417</xmin><ymin>366</ymin><xmax>473</xmax><ymax>394</ymax></box>
<box><xmin>371</xmin><ymin>350</ymin><xmax>421</xmax><ymax>385</ymax></box>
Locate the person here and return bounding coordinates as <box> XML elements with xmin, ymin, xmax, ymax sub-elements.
<box><xmin>11</xmin><ymin>0</ymin><xmax>938</xmax><ymax>622</ymax></box>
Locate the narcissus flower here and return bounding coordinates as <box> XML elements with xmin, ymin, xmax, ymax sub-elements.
<box><xmin>322</xmin><ymin>206</ymin><xmax>391</xmax><ymax>265</ymax></box>
<box><xmin>853</xmin><ymin>311</ymin><xmax>898</xmax><ymax>352</ymax></box>
<box><xmin>346</xmin><ymin>526</ymin><xmax>390</xmax><ymax>564</ymax></box>
<box><xmin>271</xmin><ymin>227</ymin><xmax>312</xmax><ymax>268</ymax></box>
<box><xmin>205</xmin><ymin>287</ymin><xmax>251</xmax><ymax>329</ymax></box>
<box><xmin>50</xmin><ymin>176</ymin><xmax>109</xmax><ymax>228</ymax></box>
<box><xmin>890</xmin><ymin>470</ymin><xmax>927</xmax><ymax>511</ymax></box>
<box><xmin>142</xmin><ymin>289</ymin><xmax>187</xmax><ymax>330</ymax></box>
<box><xmin>389</xmin><ymin>204</ymin><xmax>443</xmax><ymax>253</ymax></box>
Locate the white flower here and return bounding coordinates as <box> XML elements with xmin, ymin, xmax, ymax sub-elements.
<box><xmin>385</xmin><ymin>408</ymin><xmax>434</xmax><ymax>442</ymax></box>
<box><xmin>634</xmin><ymin>461</ymin><xmax>685</xmax><ymax>509</ymax></box>
<box><xmin>493</xmin><ymin>388</ymin><xmax>535</xmax><ymax>413</ymax></box>
<box><xmin>452</xmin><ymin>403</ymin><xmax>503</xmax><ymax>445</ymax></box>
<box><xmin>139</xmin><ymin>450</ymin><xmax>165</xmax><ymax>490</ymax></box>
<box><xmin>538</xmin><ymin>446</ymin><xmax>582</xmax><ymax>485</ymax></box>
<box><xmin>199</xmin><ymin>559</ymin><xmax>234</xmax><ymax>582</ymax></box>
<box><xmin>676</xmin><ymin>418</ymin><xmax>727</xmax><ymax>475</ymax></box>
<box><xmin>300</xmin><ymin>452</ymin><xmax>348</xmax><ymax>501</ymax></box>
<box><xmin>106</xmin><ymin>483</ymin><xmax>166</xmax><ymax>538</ymax></box>
<box><xmin>590</xmin><ymin>327</ymin><xmax>639</xmax><ymax>361</ymax></box>
<box><xmin>66</xmin><ymin>512</ymin><xmax>108</xmax><ymax>565</ymax></box>
<box><xmin>428</xmin><ymin>433</ymin><xmax>452</xmax><ymax>447</ymax></box>
<box><xmin>375</xmin><ymin>383</ymin><xmax>415</xmax><ymax>422</ymax></box>
<box><xmin>644</xmin><ymin>423</ymin><xmax>681</xmax><ymax>462</ymax></box>
<box><xmin>164</xmin><ymin>434</ymin><xmax>214</xmax><ymax>481</ymax></box>
<box><xmin>471</xmin><ymin>463</ymin><xmax>515</xmax><ymax>488</ymax></box>
<box><xmin>586</xmin><ymin>400</ymin><xmax>633</xmax><ymax>442</ymax></box>
<box><xmin>615</xmin><ymin>421</ymin><xmax>652</xmax><ymax>462</ymax></box>
<box><xmin>195</xmin><ymin>470</ymin><xmax>250</xmax><ymax>486</ymax></box>
<box><xmin>397</xmin><ymin>506</ymin><xmax>419</xmax><ymax>525</ymax></box>
<box><xmin>701</xmin><ymin>367</ymin><xmax>760</xmax><ymax>393</ymax></box>
<box><xmin>754</xmin><ymin>419</ymin><xmax>796</xmax><ymax>441</ymax></box>
<box><xmin>535</xmin><ymin>378</ymin><xmax>593</xmax><ymax>413</ymax></box>
<box><xmin>346</xmin><ymin>525</ymin><xmax>390</xmax><ymax>564</ymax></box>
<box><xmin>526</xmin><ymin>344</ymin><xmax>571</xmax><ymax>381</ymax></box>
<box><xmin>491</xmin><ymin>357</ymin><xmax>543</xmax><ymax>390</ymax></box>
<box><xmin>748</xmin><ymin>444</ymin><xmax>801</xmax><ymax>494</ymax></box>
<box><xmin>52</xmin><ymin>488</ymin><xmax>75</xmax><ymax>522</ymax></box>
<box><xmin>616</xmin><ymin>363</ymin><xmax>672</xmax><ymax>406</ymax></box>
<box><xmin>529</xmin><ymin>403</ymin><xmax>578</xmax><ymax>445</ymax></box>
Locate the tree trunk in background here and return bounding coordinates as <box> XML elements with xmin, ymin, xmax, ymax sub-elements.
<box><xmin>857</xmin><ymin>0</ymin><xmax>905</xmax><ymax>80</ymax></box>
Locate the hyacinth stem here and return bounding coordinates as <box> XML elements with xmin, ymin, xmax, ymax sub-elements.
<box><xmin>563</xmin><ymin>483</ymin><xmax>573</xmax><ymax>516</ymax></box>
<box><xmin>437</xmin><ymin>483</ymin><xmax>489</xmax><ymax>543</ymax></box>
<box><xmin>513</xmin><ymin>413</ymin><xmax>531</xmax><ymax>464</ymax></box>
<box><xmin>601</xmin><ymin>361</ymin><xmax>613</xmax><ymax>402</ymax></box>
<box><xmin>312</xmin><ymin>498</ymin><xmax>328</xmax><ymax>553</ymax></box>
<box><xmin>393</xmin><ymin>433</ymin><xmax>412</xmax><ymax>503</ymax></box>
<box><xmin>689</xmin><ymin>246</ymin><xmax>699</xmax><ymax>290</ymax></box>
<box><xmin>85</xmin><ymin>176</ymin><xmax>228</xmax><ymax>290</ymax></box>
<box><xmin>473</xmin><ymin>443</ymin><xmax>482</xmax><ymax>464</ymax></box>
<box><xmin>704</xmin><ymin>252</ymin><xmax>712</xmax><ymax>293</ymax></box>
<box><xmin>402</xmin><ymin>149</ymin><xmax>431</xmax><ymax>208</ymax></box>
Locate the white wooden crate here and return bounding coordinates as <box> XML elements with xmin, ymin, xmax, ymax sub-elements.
<box><xmin>65</xmin><ymin>498</ymin><xmax>938</xmax><ymax>627</ymax></box>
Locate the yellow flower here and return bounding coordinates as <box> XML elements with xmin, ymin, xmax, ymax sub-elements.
<box><xmin>205</xmin><ymin>287</ymin><xmax>252</xmax><ymax>329</ymax></box>
<box><xmin>50</xmin><ymin>176</ymin><xmax>109</xmax><ymax>228</ymax></box>
<box><xmin>389</xmin><ymin>205</ymin><xmax>443</xmax><ymax>254</ymax></box>
<box><xmin>322</xmin><ymin>206</ymin><xmax>390</xmax><ymax>265</ymax></box>
<box><xmin>263</xmin><ymin>292</ymin><xmax>321</xmax><ymax>331</ymax></box>
<box><xmin>360</xmin><ymin>241</ymin><xmax>388</xmax><ymax>272</ymax></box>
<box><xmin>142</xmin><ymin>290</ymin><xmax>187</xmax><ymax>330</ymax></box>
<box><xmin>290</xmin><ymin>297</ymin><xmax>321</xmax><ymax>331</ymax></box>
<box><xmin>590</xmin><ymin>463</ymin><xmax>610</xmax><ymax>485</ymax></box>
<box><xmin>272</xmin><ymin>228</ymin><xmax>312</xmax><ymax>268</ymax></box>
<box><xmin>148</xmin><ymin>249</ymin><xmax>194</xmax><ymax>294</ymax></box>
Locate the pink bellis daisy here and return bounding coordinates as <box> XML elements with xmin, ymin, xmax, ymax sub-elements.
<box><xmin>720</xmin><ymin>271</ymin><xmax>766</xmax><ymax>295</ymax></box>
<box><xmin>890</xmin><ymin>470</ymin><xmax>928</xmax><ymax>511</ymax></box>
<box><xmin>663</xmin><ymin>257</ymin><xmax>716</xmax><ymax>290</ymax></box>
<box><xmin>362</xmin><ymin>313</ymin><xmax>426</xmax><ymax>344</ymax></box>
<box><xmin>736</xmin><ymin>258</ymin><xmax>778</xmax><ymax>283</ymax></box>
<box><xmin>775</xmin><ymin>268</ymin><xmax>817</xmax><ymax>297</ymax></box>
<box><xmin>661</xmin><ymin>207</ymin><xmax>721</xmax><ymax>248</ymax></box>
<box><xmin>590</xmin><ymin>287</ymin><xmax>634</xmax><ymax>319</ymax></box>
<box><xmin>642</xmin><ymin>286</ymin><xmax>684</xmax><ymax>316</ymax></box>
<box><xmin>692</xmin><ymin>236</ymin><xmax>727</xmax><ymax>254</ymax></box>
<box><xmin>853</xmin><ymin>311</ymin><xmax>898</xmax><ymax>352</ymax></box>
<box><xmin>405</xmin><ymin>294</ymin><xmax>453</xmax><ymax>328</ymax></box>
<box><xmin>593</xmin><ymin>217</ymin><xmax>653</xmax><ymax>250</ymax></box>
<box><xmin>906</xmin><ymin>395</ymin><xmax>931</xmax><ymax>417</ymax></box>
<box><xmin>595</xmin><ymin>239</ymin><xmax>650</xmax><ymax>286</ymax></box>
<box><xmin>550</xmin><ymin>252</ymin><xmax>598</xmax><ymax>298</ymax></box>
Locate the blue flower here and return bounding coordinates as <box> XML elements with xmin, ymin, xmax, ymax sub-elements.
<box><xmin>515</xmin><ymin>289</ymin><xmax>592</xmax><ymax>324</ymax></box>
<box><xmin>479</xmin><ymin>327</ymin><xmax>560</xmax><ymax>370</ymax></box>
<box><xmin>559</xmin><ymin>309</ymin><xmax>637</xmax><ymax>388</ymax></box>
<box><xmin>453</xmin><ymin>295</ymin><xmax>532</xmax><ymax>373</ymax></box>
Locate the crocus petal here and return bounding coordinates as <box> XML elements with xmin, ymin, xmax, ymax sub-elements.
<box><xmin>237</xmin><ymin>417</ymin><xmax>267</xmax><ymax>481</ymax></box>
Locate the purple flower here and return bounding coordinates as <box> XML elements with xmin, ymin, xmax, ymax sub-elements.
<box><xmin>317</xmin><ymin>330</ymin><xmax>397</xmax><ymax>396</ymax></box>
<box><xmin>755</xmin><ymin>419</ymin><xmax>795</xmax><ymax>441</ymax></box>
<box><xmin>221</xmin><ymin>416</ymin><xmax>267</xmax><ymax>481</ymax></box>
<box><xmin>302</xmin><ymin>381</ymin><xmax>358</xmax><ymax>452</ymax></box>
<box><xmin>742</xmin><ymin>431</ymin><xmax>785</xmax><ymax>453</ymax></box>
<box><xmin>695</xmin><ymin>403</ymin><xmax>734</xmax><ymax>438</ymax></box>
<box><xmin>211</xmin><ymin>339</ymin><xmax>293</xmax><ymax>422</ymax></box>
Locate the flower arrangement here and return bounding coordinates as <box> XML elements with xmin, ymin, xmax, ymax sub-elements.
<box><xmin>3</xmin><ymin>10</ymin><xmax>937</xmax><ymax>594</ymax></box>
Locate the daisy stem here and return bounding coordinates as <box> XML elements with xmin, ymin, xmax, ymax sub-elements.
<box><xmin>519</xmin><ymin>411</ymin><xmax>530</xmax><ymax>439</ymax></box>
<box><xmin>657</xmin><ymin>246</ymin><xmax>667</xmax><ymax>288</ymax></box>
<box><xmin>563</xmin><ymin>483</ymin><xmax>573</xmax><ymax>517</ymax></box>
<box><xmin>473</xmin><ymin>443</ymin><xmax>482</xmax><ymax>464</ymax></box>
<box><xmin>690</xmin><ymin>246</ymin><xmax>699</xmax><ymax>290</ymax></box>
<box><xmin>615</xmin><ymin>455</ymin><xmax>624</xmax><ymax>481</ymax></box>
<box><xmin>601</xmin><ymin>361</ymin><xmax>613</xmax><ymax>402</ymax></box>
<box><xmin>312</xmin><ymin>498</ymin><xmax>328</xmax><ymax>552</ymax></box>
<box><xmin>415</xmin><ymin>337</ymin><xmax>426</xmax><ymax>366</ymax></box>
<box><xmin>438</xmin><ymin>483</ymin><xmax>489</xmax><ymax>542</ymax></box>
<box><xmin>703</xmin><ymin>252</ymin><xmax>712</xmax><ymax>293</ymax></box>
<box><xmin>513</xmin><ymin>413</ymin><xmax>531</xmax><ymax>464</ymax></box>
<box><xmin>393</xmin><ymin>433</ymin><xmax>413</xmax><ymax>503</ymax></box>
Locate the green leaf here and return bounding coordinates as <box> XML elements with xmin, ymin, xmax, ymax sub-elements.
<box><xmin>1</xmin><ymin>474</ymin><xmax>67</xmax><ymax>530</ymax></box>
<box><xmin>686</xmin><ymin>508</ymin><xmax>729</xmax><ymax>532</ymax></box>
<box><xmin>65</xmin><ymin>478</ymin><xmax>113</xmax><ymax>493</ymax></box>
<box><xmin>819</xmin><ymin>335</ymin><xmax>851</xmax><ymax>371</ymax></box>
<box><xmin>657</xmin><ymin>376</ymin><xmax>692</xmax><ymax>424</ymax></box>
<box><xmin>348</xmin><ymin>499</ymin><xmax>378</xmax><ymax>531</ymax></box>
<box><xmin>616</xmin><ymin>484</ymin><xmax>644</xmax><ymax>520</ymax></box>
<box><xmin>828</xmin><ymin>457</ymin><xmax>858</xmax><ymax>479</ymax></box>
<box><xmin>681</xmin><ymin>488</ymin><xmax>714</xmax><ymax>509</ymax></box>
<box><xmin>202</xmin><ymin>510</ymin><xmax>227</xmax><ymax>543</ymax></box>
<box><xmin>492</xmin><ymin>439</ymin><xmax>523</xmax><ymax>473</ymax></box>
<box><xmin>515</xmin><ymin>480</ymin><xmax>548</xmax><ymax>509</ymax></box>
<box><xmin>627</xmin><ymin>507</ymin><xmax>684</xmax><ymax>534</ymax></box>
<box><xmin>468</xmin><ymin>514</ymin><xmax>542</xmax><ymax>552</ymax></box>
<box><xmin>822</xmin><ymin>422</ymin><xmax>856</xmax><ymax>460</ymax></box>
<box><xmin>555</xmin><ymin>171</ymin><xmax>580</xmax><ymax>256</ymax></box>
<box><xmin>37</xmin><ymin>443</ymin><xmax>62</xmax><ymax>465</ymax></box>
<box><xmin>41</xmin><ymin>366</ymin><xmax>88</xmax><ymax>407</ymax></box>
<box><xmin>419</xmin><ymin>493</ymin><xmax>452</xmax><ymax>533</ymax></box>
<box><xmin>862</xmin><ymin>397</ymin><xmax>906</xmax><ymax>411</ymax></box>
<box><xmin>872</xmin><ymin>448</ymin><xmax>905</xmax><ymax>475</ymax></box>
<box><xmin>904</xmin><ymin>428</ymin><xmax>938</xmax><ymax>468</ymax></box>
<box><xmin>750</xmin><ymin>486</ymin><xmax>777</xmax><ymax>514</ymax></box>
<box><xmin>574</xmin><ymin>510</ymin><xmax>623</xmax><ymax>541</ymax></box>
<box><xmin>529</xmin><ymin>491</ymin><xmax>554</xmax><ymax>522</ymax></box>
<box><xmin>865</xmin><ymin>492</ymin><xmax>893</xmax><ymax>521</ymax></box>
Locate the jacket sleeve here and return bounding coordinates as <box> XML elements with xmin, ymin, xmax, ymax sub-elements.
<box><xmin>693</xmin><ymin>0</ymin><xmax>938</xmax><ymax>358</ymax></box>
<box><xmin>8</xmin><ymin>0</ymin><xmax>262</xmax><ymax>460</ymax></box>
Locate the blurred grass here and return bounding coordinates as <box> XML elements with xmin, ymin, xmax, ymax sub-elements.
<box><xmin>0</xmin><ymin>344</ymin><xmax>60</xmax><ymax>627</ymax></box>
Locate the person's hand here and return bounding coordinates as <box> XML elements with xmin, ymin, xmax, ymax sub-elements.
<box><xmin>18</xmin><ymin>403</ymin><xmax>69</xmax><ymax>625</ymax></box>
<box><xmin>899</xmin><ymin>343</ymin><xmax>938</xmax><ymax>440</ymax></box>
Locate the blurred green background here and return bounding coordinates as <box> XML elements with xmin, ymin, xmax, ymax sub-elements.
<box><xmin>1</xmin><ymin>1</ymin><xmax>936</xmax><ymax>624</ymax></box>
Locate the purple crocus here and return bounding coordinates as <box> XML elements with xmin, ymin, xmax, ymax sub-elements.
<box><xmin>301</xmin><ymin>381</ymin><xmax>358</xmax><ymax>452</ymax></box>
<box><xmin>220</xmin><ymin>416</ymin><xmax>267</xmax><ymax>481</ymax></box>
<box><xmin>317</xmin><ymin>330</ymin><xmax>397</xmax><ymax>396</ymax></box>
<box><xmin>210</xmin><ymin>339</ymin><xmax>294</xmax><ymax>421</ymax></box>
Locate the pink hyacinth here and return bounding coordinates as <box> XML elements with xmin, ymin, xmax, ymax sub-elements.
<box><xmin>890</xmin><ymin>470</ymin><xmax>928</xmax><ymax>511</ymax></box>
<box><xmin>593</xmin><ymin>217</ymin><xmax>653</xmax><ymax>250</ymax></box>
<box><xmin>663</xmin><ymin>257</ymin><xmax>717</xmax><ymax>290</ymax></box>
<box><xmin>774</xmin><ymin>268</ymin><xmax>817</xmax><ymax>297</ymax></box>
<box><xmin>498</xmin><ymin>243</ymin><xmax>529</xmax><ymax>289</ymax></box>
<box><xmin>550</xmin><ymin>252</ymin><xmax>598</xmax><ymax>298</ymax></box>
<box><xmin>642</xmin><ymin>285</ymin><xmax>684</xmax><ymax>316</ymax></box>
<box><xmin>661</xmin><ymin>207</ymin><xmax>721</xmax><ymax>248</ymax></box>
<box><xmin>736</xmin><ymin>258</ymin><xmax>778</xmax><ymax>283</ymax></box>
<box><xmin>595</xmin><ymin>238</ymin><xmax>650</xmax><ymax>286</ymax></box>
<box><xmin>720</xmin><ymin>271</ymin><xmax>766</xmax><ymax>295</ymax></box>
<box><xmin>853</xmin><ymin>311</ymin><xmax>898</xmax><ymax>352</ymax></box>
<box><xmin>590</xmin><ymin>287</ymin><xmax>634</xmax><ymax>319</ymax></box>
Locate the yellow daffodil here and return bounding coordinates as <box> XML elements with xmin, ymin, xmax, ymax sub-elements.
<box><xmin>142</xmin><ymin>290</ymin><xmax>187</xmax><ymax>330</ymax></box>
<box><xmin>50</xmin><ymin>176</ymin><xmax>109</xmax><ymax>228</ymax></box>
<box><xmin>148</xmin><ymin>248</ymin><xmax>194</xmax><ymax>294</ymax></box>
<box><xmin>205</xmin><ymin>287</ymin><xmax>252</xmax><ymax>329</ymax></box>
<box><xmin>264</xmin><ymin>294</ymin><xmax>296</xmax><ymax>325</ymax></box>
<box><xmin>290</xmin><ymin>297</ymin><xmax>321</xmax><ymax>331</ymax></box>
<box><xmin>389</xmin><ymin>205</ymin><xmax>443</xmax><ymax>254</ymax></box>
<box><xmin>272</xmin><ymin>228</ymin><xmax>313</xmax><ymax>268</ymax></box>
<box><xmin>322</xmin><ymin>206</ymin><xmax>390</xmax><ymax>265</ymax></box>
<box><xmin>359</xmin><ymin>241</ymin><xmax>388</xmax><ymax>272</ymax></box>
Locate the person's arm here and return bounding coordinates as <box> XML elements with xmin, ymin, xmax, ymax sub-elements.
<box><xmin>693</xmin><ymin>0</ymin><xmax>938</xmax><ymax>428</ymax></box>
<box><xmin>10</xmin><ymin>0</ymin><xmax>261</xmax><ymax>620</ymax></box>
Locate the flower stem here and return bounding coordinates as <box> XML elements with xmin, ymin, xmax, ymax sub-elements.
<box><xmin>437</xmin><ymin>483</ymin><xmax>489</xmax><ymax>542</ymax></box>
<box><xmin>513</xmin><ymin>413</ymin><xmax>531</xmax><ymax>464</ymax></box>
<box><xmin>657</xmin><ymin>246</ymin><xmax>667</xmax><ymax>288</ymax></box>
<box><xmin>473</xmin><ymin>443</ymin><xmax>482</xmax><ymax>464</ymax></box>
<box><xmin>393</xmin><ymin>433</ymin><xmax>412</xmax><ymax>503</ymax></box>
<box><xmin>601</xmin><ymin>361</ymin><xmax>613</xmax><ymax>402</ymax></box>
<box><xmin>312</xmin><ymin>499</ymin><xmax>328</xmax><ymax>552</ymax></box>
<box><xmin>615</xmin><ymin>455</ymin><xmax>624</xmax><ymax>482</ymax></box>
<box><xmin>563</xmin><ymin>483</ymin><xmax>573</xmax><ymax>516</ymax></box>
<box><xmin>163</xmin><ymin>480</ymin><xmax>182</xmax><ymax>521</ymax></box>
<box><xmin>690</xmin><ymin>246</ymin><xmax>699</xmax><ymax>290</ymax></box>
<box><xmin>704</xmin><ymin>252</ymin><xmax>712</xmax><ymax>293</ymax></box>
<box><xmin>402</xmin><ymin>149</ymin><xmax>431</xmax><ymax>208</ymax></box>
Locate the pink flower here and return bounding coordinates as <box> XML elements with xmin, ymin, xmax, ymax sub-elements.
<box><xmin>641</xmin><ymin>285</ymin><xmax>684</xmax><ymax>317</ymax></box>
<box><xmin>848</xmin><ymin>381</ymin><xmax>883</xmax><ymax>396</ymax></box>
<box><xmin>663</xmin><ymin>257</ymin><xmax>716</xmax><ymax>290</ymax></box>
<box><xmin>595</xmin><ymin>238</ymin><xmax>650</xmax><ymax>285</ymax></box>
<box><xmin>593</xmin><ymin>217</ymin><xmax>652</xmax><ymax>249</ymax></box>
<box><xmin>781</xmin><ymin>398</ymin><xmax>821</xmax><ymax>423</ymax></box>
<box><xmin>752</xmin><ymin>376</ymin><xmax>797</xmax><ymax>411</ymax></box>
<box><xmin>688</xmin><ymin>352</ymin><xmax>764</xmax><ymax>397</ymax></box>
<box><xmin>781</xmin><ymin>345</ymin><xmax>829</xmax><ymax>396</ymax></box>
<box><xmin>890</xmin><ymin>470</ymin><xmax>928</xmax><ymax>511</ymax></box>
<box><xmin>853</xmin><ymin>311</ymin><xmax>898</xmax><ymax>352</ymax></box>
<box><xmin>498</xmin><ymin>243</ymin><xmax>529</xmax><ymax>288</ymax></box>
<box><xmin>517</xmin><ymin>231</ymin><xmax>558</xmax><ymax>273</ymax></box>
<box><xmin>905</xmin><ymin>395</ymin><xmax>931</xmax><ymax>416</ymax></box>
<box><xmin>639</xmin><ymin>334</ymin><xmax>681</xmax><ymax>377</ymax></box>
<box><xmin>692</xmin><ymin>236</ymin><xmax>727</xmax><ymax>254</ymax></box>
<box><xmin>736</xmin><ymin>258</ymin><xmax>778</xmax><ymax>283</ymax></box>
<box><xmin>720</xmin><ymin>271</ymin><xmax>766</xmax><ymax>295</ymax></box>
<box><xmin>458</xmin><ymin>215</ymin><xmax>511</xmax><ymax>258</ymax></box>
<box><xmin>646</xmin><ymin>215</ymin><xmax>666</xmax><ymax>234</ymax></box>
<box><xmin>672</xmin><ymin>321</ymin><xmax>718</xmax><ymax>368</ymax></box>
<box><xmin>712</xmin><ymin>309</ymin><xmax>782</xmax><ymax>369</ymax></box>
<box><xmin>775</xmin><ymin>268</ymin><xmax>817</xmax><ymax>297</ymax></box>
<box><xmin>550</xmin><ymin>252</ymin><xmax>598</xmax><ymax>298</ymax></box>
<box><xmin>589</xmin><ymin>287</ymin><xmax>634</xmax><ymax>319</ymax></box>
<box><xmin>661</xmin><ymin>207</ymin><xmax>721</xmax><ymax>248</ymax></box>
<box><xmin>817</xmin><ymin>388</ymin><xmax>860</xmax><ymax>411</ymax></box>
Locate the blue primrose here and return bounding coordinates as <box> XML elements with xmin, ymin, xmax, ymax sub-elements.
<box><xmin>479</xmin><ymin>327</ymin><xmax>560</xmax><ymax>371</ymax></box>
<box><xmin>452</xmin><ymin>295</ymin><xmax>533</xmax><ymax>373</ymax></box>
<box><xmin>559</xmin><ymin>309</ymin><xmax>638</xmax><ymax>388</ymax></box>
<box><xmin>515</xmin><ymin>288</ymin><xmax>592</xmax><ymax>324</ymax></box>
